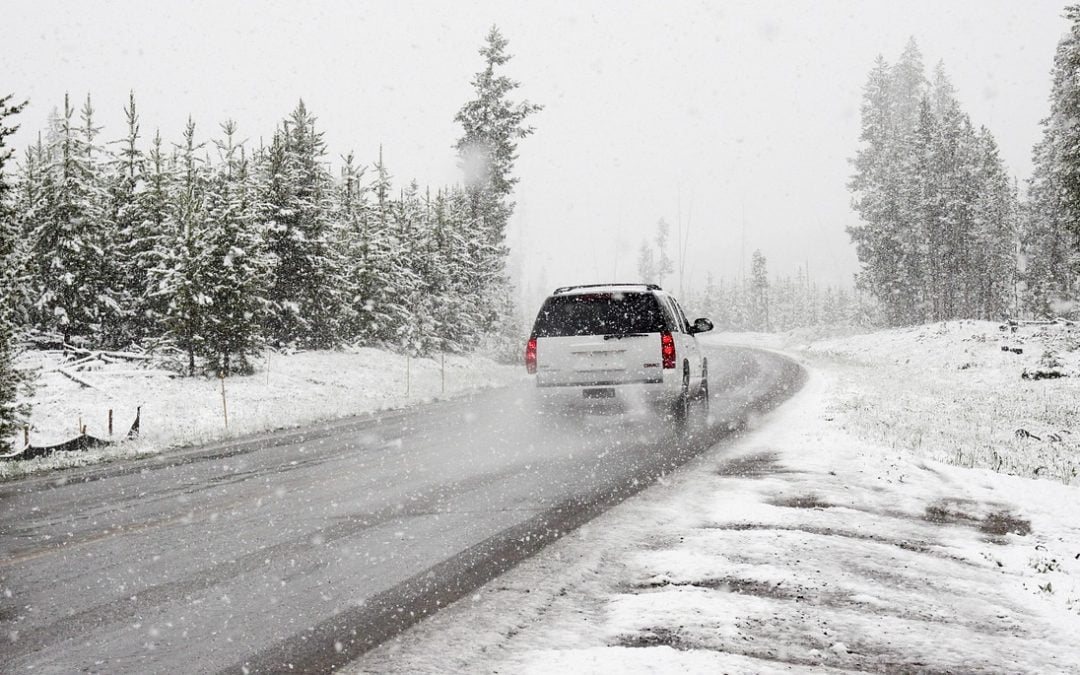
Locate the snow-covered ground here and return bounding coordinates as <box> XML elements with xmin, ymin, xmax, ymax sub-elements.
<box><xmin>1</xmin><ymin>348</ymin><xmax>523</xmax><ymax>480</ymax></box>
<box><xmin>728</xmin><ymin>320</ymin><xmax>1080</xmax><ymax>484</ymax></box>
<box><xmin>351</xmin><ymin>322</ymin><xmax>1080</xmax><ymax>673</ymax></box>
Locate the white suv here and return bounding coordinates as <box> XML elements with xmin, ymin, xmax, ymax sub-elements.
<box><xmin>525</xmin><ymin>284</ymin><xmax>713</xmax><ymax>420</ymax></box>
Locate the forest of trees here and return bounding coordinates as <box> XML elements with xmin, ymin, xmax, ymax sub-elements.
<box><xmin>849</xmin><ymin>24</ymin><xmax>1080</xmax><ymax>326</ymax></box>
<box><xmin>687</xmin><ymin>250</ymin><xmax>868</xmax><ymax>333</ymax></box>
<box><xmin>633</xmin><ymin>229</ymin><xmax>865</xmax><ymax>333</ymax></box>
<box><xmin>848</xmin><ymin>39</ymin><xmax>1020</xmax><ymax>325</ymax></box>
<box><xmin>0</xmin><ymin>27</ymin><xmax>539</xmax><ymax>451</ymax></box>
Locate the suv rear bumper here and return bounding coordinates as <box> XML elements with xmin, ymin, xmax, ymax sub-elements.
<box><xmin>534</xmin><ymin>378</ymin><xmax>681</xmax><ymax>408</ymax></box>
<box><xmin>535</xmin><ymin>376</ymin><xmax>663</xmax><ymax>387</ymax></box>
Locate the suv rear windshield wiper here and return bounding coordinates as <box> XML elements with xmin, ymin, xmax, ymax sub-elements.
<box><xmin>603</xmin><ymin>333</ymin><xmax>648</xmax><ymax>340</ymax></box>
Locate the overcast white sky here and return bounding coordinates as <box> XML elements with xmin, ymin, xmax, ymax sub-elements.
<box><xmin>3</xmin><ymin>0</ymin><xmax>1070</xmax><ymax>309</ymax></box>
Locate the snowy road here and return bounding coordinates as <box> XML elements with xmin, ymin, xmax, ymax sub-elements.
<box><xmin>0</xmin><ymin>345</ymin><xmax>802</xmax><ymax>674</ymax></box>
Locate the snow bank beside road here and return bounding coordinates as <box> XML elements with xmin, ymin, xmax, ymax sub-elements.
<box><xmin>714</xmin><ymin>321</ymin><xmax>1080</xmax><ymax>483</ymax></box>
<box><xmin>2</xmin><ymin>348</ymin><xmax>522</xmax><ymax>480</ymax></box>
<box><xmin>352</xmin><ymin>330</ymin><xmax>1080</xmax><ymax>673</ymax></box>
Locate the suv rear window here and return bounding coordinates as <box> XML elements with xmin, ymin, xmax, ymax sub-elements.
<box><xmin>532</xmin><ymin>292</ymin><xmax>669</xmax><ymax>337</ymax></box>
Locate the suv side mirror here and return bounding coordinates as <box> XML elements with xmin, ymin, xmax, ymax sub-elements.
<box><xmin>690</xmin><ymin>317</ymin><xmax>713</xmax><ymax>334</ymax></box>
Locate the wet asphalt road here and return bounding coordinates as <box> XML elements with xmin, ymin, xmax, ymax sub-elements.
<box><xmin>0</xmin><ymin>345</ymin><xmax>803</xmax><ymax>674</ymax></box>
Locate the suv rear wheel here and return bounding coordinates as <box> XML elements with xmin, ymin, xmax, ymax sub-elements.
<box><xmin>697</xmin><ymin>361</ymin><xmax>710</xmax><ymax>416</ymax></box>
<box><xmin>672</xmin><ymin>364</ymin><xmax>691</xmax><ymax>425</ymax></box>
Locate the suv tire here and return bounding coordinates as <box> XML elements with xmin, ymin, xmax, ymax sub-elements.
<box><xmin>672</xmin><ymin>364</ymin><xmax>691</xmax><ymax>425</ymax></box>
<box><xmin>697</xmin><ymin>361</ymin><xmax>710</xmax><ymax>417</ymax></box>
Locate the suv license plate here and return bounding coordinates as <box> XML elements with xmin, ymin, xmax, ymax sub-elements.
<box><xmin>583</xmin><ymin>388</ymin><xmax>615</xmax><ymax>399</ymax></box>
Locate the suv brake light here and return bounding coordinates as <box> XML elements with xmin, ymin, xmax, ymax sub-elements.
<box><xmin>525</xmin><ymin>337</ymin><xmax>538</xmax><ymax>374</ymax></box>
<box><xmin>661</xmin><ymin>331</ymin><xmax>676</xmax><ymax>369</ymax></box>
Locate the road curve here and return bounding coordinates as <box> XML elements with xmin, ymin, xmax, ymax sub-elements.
<box><xmin>0</xmin><ymin>345</ymin><xmax>803</xmax><ymax>674</ymax></box>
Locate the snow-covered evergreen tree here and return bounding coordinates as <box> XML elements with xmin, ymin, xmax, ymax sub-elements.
<box><xmin>9</xmin><ymin>135</ymin><xmax>45</xmax><ymax>328</ymax></box>
<box><xmin>80</xmin><ymin>95</ymin><xmax>126</xmax><ymax>347</ymax></box>
<box><xmin>138</xmin><ymin>129</ymin><xmax>175</xmax><ymax>331</ymax></box>
<box><xmin>106</xmin><ymin>91</ymin><xmax>150</xmax><ymax>345</ymax></box>
<box><xmin>750</xmin><ymin>249</ymin><xmax>770</xmax><ymax>331</ymax></box>
<box><xmin>339</xmin><ymin>146</ymin><xmax>410</xmax><ymax>346</ymax></box>
<box><xmin>260</xmin><ymin>101</ymin><xmax>343</xmax><ymax>348</ymax></box>
<box><xmin>29</xmin><ymin>94</ymin><xmax>117</xmax><ymax>344</ymax></box>
<box><xmin>148</xmin><ymin>117</ymin><xmax>210</xmax><ymax>375</ymax></box>
<box><xmin>654</xmin><ymin>218</ymin><xmax>674</xmax><ymax>287</ymax></box>
<box><xmin>890</xmin><ymin>39</ymin><xmax>928</xmax><ymax>132</ymax></box>
<box><xmin>454</xmin><ymin>26</ymin><xmax>541</xmax><ymax>344</ymax></box>
<box><xmin>335</xmin><ymin>151</ymin><xmax>372</xmax><ymax>342</ymax></box>
<box><xmin>0</xmin><ymin>94</ymin><xmax>31</xmax><ymax>452</ymax></box>
<box><xmin>429</xmin><ymin>186</ymin><xmax>482</xmax><ymax>351</ymax></box>
<box><xmin>1023</xmin><ymin>5</ymin><xmax>1080</xmax><ymax>318</ymax></box>
<box><xmin>637</xmin><ymin>240</ymin><xmax>657</xmax><ymax>285</ymax></box>
<box><xmin>380</xmin><ymin>180</ymin><xmax>423</xmax><ymax>353</ymax></box>
<box><xmin>848</xmin><ymin>55</ymin><xmax>911</xmax><ymax>325</ymax></box>
<box><xmin>201</xmin><ymin>120</ymin><xmax>270</xmax><ymax>374</ymax></box>
<box><xmin>971</xmin><ymin>129</ymin><xmax>1019</xmax><ymax>319</ymax></box>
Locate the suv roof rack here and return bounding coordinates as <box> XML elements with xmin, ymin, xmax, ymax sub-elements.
<box><xmin>552</xmin><ymin>283</ymin><xmax>662</xmax><ymax>294</ymax></box>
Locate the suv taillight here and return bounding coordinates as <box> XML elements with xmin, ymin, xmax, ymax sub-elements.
<box><xmin>661</xmin><ymin>331</ymin><xmax>676</xmax><ymax>369</ymax></box>
<box><xmin>525</xmin><ymin>337</ymin><xmax>537</xmax><ymax>374</ymax></box>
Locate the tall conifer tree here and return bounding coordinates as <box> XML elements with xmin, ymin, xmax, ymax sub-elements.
<box><xmin>31</xmin><ymin>94</ymin><xmax>113</xmax><ymax>343</ymax></box>
<box><xmin>0</xmin><ymin>94</ymin><xmax>30</xmax><ymax>452</ymax></box>
<box><xmin>149</xmin><ymin>118</ymin><xmax>209</xmax><ymax>375</ymax></box>
<box><xmin>454</xmin><ymin>26</ymin><xmax>541</xmax><ymax>344</ymax></box>
<box><xmin>260</xmin><ymin>101</ymin><xmax>342</xmax><ymax>348</ymax></box>
<box><xmin>1024</xmin><ymin>4</ymin><xmax>1080</xmax><ymax>316</ymax></box>
<box><xmin>202</xmin><ymin>121</ymin><xmax>269</xmax><ymax>373</ymax></box>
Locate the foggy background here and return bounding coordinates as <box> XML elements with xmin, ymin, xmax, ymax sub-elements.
<box><xmin>3</xmin><ymin>0</ymin><xmax>1066</xmax><ymax>313</ymax></box>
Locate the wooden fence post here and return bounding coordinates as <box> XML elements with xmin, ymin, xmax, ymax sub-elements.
<box><xmin>441</xmin><ymin>353</ymin><xmax>445</xmax><ymax>395</ymax></box>
<box><xmin>108</xmin><ymin>409</ymin><xmax>113</xmax><ymax>436</ymax></box>
<box><xmin>220</xmin><ymin>373</ymin><xmax>229</xmax><ymax>430</ymax></box>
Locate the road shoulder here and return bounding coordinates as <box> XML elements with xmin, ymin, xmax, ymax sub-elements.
<box><xmin>350</xmin><ymin>363</ymin><xmax>1080</xmax><ymax>674</ymax></box>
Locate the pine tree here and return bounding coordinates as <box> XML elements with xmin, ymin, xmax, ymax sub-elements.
<box><xmin>340</xmin><ymin>146</ymin><xmax>410</xmax><ymax>346</ymax></box>
<box><xmin>654</xmin><ymin>218</ymin><xmax>674</xmax><ymax>287</ymax></box>
<box><xmin>454</xmin><ymin>26</ymin><xmax>541</xmax><ymax>341</ymax></box>
<box><xmin>907</xmin><ymin>96</ymin><xmax>938</xmax><ymax>322</ymax></box>
<box><xmin>10</xmin><ymin>135</ymin><xmax>45</xmax><ymax>328</ymax></box>
<box><xmin>848</xmin><ymin>55</ymin><xmax>910</xmax><ymax>325</ymax></box>
<box><xmin>107</xmin><ymin>91</ymin><xmax>150</xmax><ymax>345</ymax></box>
<box><xmin>139</xmin><ymin>130</ymin><xmax>175</xmax><ymax>333</ymax></box>
<box><xmin>335</xmin><ymin>151</ymin><xmax>371</xmax><ymax>342</ymax></box>
<box><xmin>445</xmin><ymin>185</ymin><xmax>490</xmax><ymax>348</ymax></box>
<box><xmin>149</xmin><ymin>117</ymin><xmax>210</xmax><ymax>375</ymax></box>
<box><xmin>970</xmin><ymin>129</ymin><xmax>1019</xmax><ymax>319</ymax></box>
<box><xmin>750</xmin><ymin>249</ymin><xmax>770</xmax><ymax>331</ymax></box>
<box><xmin>260</xmin><ymin>101</ymin><xmax>343</xmax><ymax>348</ymax></box>
<box><xmin>1023</xmin><ymin>4</ymin><xmax>1080</xmax><ymax>317</ymax></box>
<box><xmin>30</xmin><ymin>94</ymin><xmax>114</xmax><ymax>344</ymax></box>
<box><xmin>637</xmin><ymin>240</ymin><xmax>657</xmax><ymax>284</ymax></box>
<box><xmin>426</xmin><ymin>188</ymin><xmax>470</xmax><ymax>351</ymax></box>
<box><xmin>0</xmin><ymin>94</ymin><xmax>31</xmax><ymax>452</ymax></box>
<box><xmin>929</xmin><ymin>66</ymin><xmax>984</xmax><ymax>320</ymax></box>
<box><xmin>80</xmin><ymin>94</ymin><xmax>125</xmax><ymax>347</ymax></box>
<box><xmin>389</xmin><ymin>180</ymin><xmax>426</xmax><ymax>354</ymax></box>
<box><xmin>1024</xmin><ymin>135</ymin><xmax>1071</xmax><ymax>317</ymax></box>
<box><xmin>202</xmin><ymin>120</ymin><xmax>270</xmax><ymax>374</ymax></box>
<box><xmin>891</xmin><ymin>39</ymin><xmax>927</xmax><ymax>133</ymax></box>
